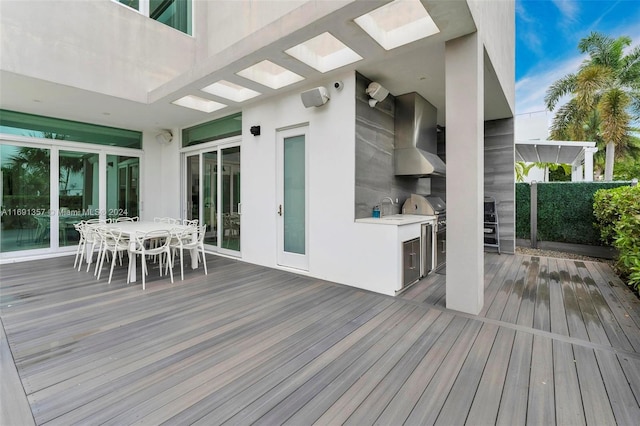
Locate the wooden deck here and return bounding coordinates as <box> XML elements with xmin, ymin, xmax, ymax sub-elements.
<box><xmin>1</xmin><ymin>253</ymin><xmax>639</xmax><ymax>425</ymax></box>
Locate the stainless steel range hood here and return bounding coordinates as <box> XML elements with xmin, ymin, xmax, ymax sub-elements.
<box><xmin>394</xmin><ymin>92</ymin><xmax>446</xmax><ymax>177</ymax></box>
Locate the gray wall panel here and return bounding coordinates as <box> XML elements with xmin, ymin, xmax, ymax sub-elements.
<box><xmin>355</xmin><ymin>73</ymin><xmax>431</xmax><ymax>219</ymax></box>
<box><xmin>484</xmin><ymin>117</ymin><xmax>515</xmax><ymax>253</ymax></box>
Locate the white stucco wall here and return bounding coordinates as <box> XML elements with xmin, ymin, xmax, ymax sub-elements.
<box><xmin>467</xmin><ymin>0</ymin><xmax>516</xmax><ymax>114</ymax></box>
<box><xmin>515</xmin><ymin>111</ymin><xmax>551</xmax><ymax>141</ymax></box>
<box><xmin>140</xmin><ymin>128</ymin><xmax>181</xmax><ymax>221</ymax></box>
<box><xmin>239</xmin><ymin>72</ymin><xmax>402</xmax><ymax>295</ymax></box>
<box><xmin>205</xmin><ymin>1</ymin><xmax>341</xmax><ymax>57</ymax></box>
<box><xmin>0</xmin><ymin>0</ymin><xmax>197</xmax><ymax>102</ymax></box>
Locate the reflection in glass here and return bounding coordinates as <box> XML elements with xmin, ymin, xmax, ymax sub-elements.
<box><xmin>107</xmin><ymin>155</ymin><xmax>139</xmax><ymax>220</ymax></box>
<box><xmin>150</xmin><ymin>0</ymin><xmax>192</xmax><ymax>35</ymax></box>
<box><xmin>1</xmin><ymin>144</ymin><xmax>51</xmax><ymax>252</ymax></box>
<box><xmin>283</xmin><ymin>136</ymin><xmax>305</xmax><ymax>254</ymax></box>
<box><xmin>59</xmin><ymin>150</ymin><xmax>100</xmax><ymax>247</ymax></box>
<box><xmin>203</xmin><ymin>152</ymin><xmax>217</xmax><ymax>247</ymax></box>
<box><xmin>186</xmin><ymin>154</ymin><xmax>199</xmax><ymax>224</ymax></box>
<box><xmin>221</xmin><ymin>146</ymin><xmax>241</xmax><ymax>251</ymax></box>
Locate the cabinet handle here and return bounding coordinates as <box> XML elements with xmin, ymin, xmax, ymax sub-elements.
<box><xmin>278</xmin><ymin>204</ymin><xmax>283</xmax><ymax>216</ymax></box>
<box><xmin>409</xmin><ymin>252</ymin><xmax>416</xmax><ymax>269</ymax></box>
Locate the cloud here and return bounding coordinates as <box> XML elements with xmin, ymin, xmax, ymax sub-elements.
<box><xmin>516</xmin><ymin>55</ymin><xmax>583</xmax><ymax>115</ymax></box>
<box><xmin>516</xmin><ymin>1</ymin><xmax>545</xmax><ymax>57</ymax></box>
<box><xmin>551</xmin><ymin>0</ymin><xmax>579</xmax><ymax>22</ymax></box>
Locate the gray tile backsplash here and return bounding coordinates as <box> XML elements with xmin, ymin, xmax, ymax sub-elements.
<box><xmin>355</xmin><ymin>73</ymin><xmax>431</xmax><ymax>219</ymax></box>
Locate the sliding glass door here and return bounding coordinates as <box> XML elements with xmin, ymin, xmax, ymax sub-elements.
<box><xmin>1</xmin><ymin>144</ymin><xmax>51</xmax><ymax>252</ymax></box>
<box><xmin>184</xmin><ymin>143</ymin><xmax>240</xmax><ymax>255</ymax></box>
<box><xmin>1</xmin><ymin>141</ymin><xmax>141</xmax><ymax>257</ymax></box>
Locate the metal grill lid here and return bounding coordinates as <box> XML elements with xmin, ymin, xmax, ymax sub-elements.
<box><xmin>402</xmin><ymin>194</ymin><xmax>446</xmax><ymax>215</ymax></box>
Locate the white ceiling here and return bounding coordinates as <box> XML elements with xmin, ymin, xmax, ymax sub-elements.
<box><xmin>0</xmin><ymin>1</ymin><xmax>511</xmax><ymax>134</ymax></box>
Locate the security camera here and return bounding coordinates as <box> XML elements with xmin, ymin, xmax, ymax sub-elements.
<box><xmin>333</xmin><ymin>81</ymin><xmax>344</xmax><ymax>91</ymax></box>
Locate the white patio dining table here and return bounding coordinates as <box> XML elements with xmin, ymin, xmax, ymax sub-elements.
<box><xmin>102</xmin><ymin>221</ymin><xmax>197</xmax><ymax>283</ymax></box>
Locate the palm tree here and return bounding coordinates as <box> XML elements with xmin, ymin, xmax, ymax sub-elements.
<box><xmin>545</xmin><ymin>32</ymin><xmax>640</xmax><ymax>181</ymax></box>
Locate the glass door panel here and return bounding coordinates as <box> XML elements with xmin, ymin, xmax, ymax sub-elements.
<box><xmin>107</xmin><ymin>155</ymin><xmax>140</xmax><ymax>220</ymax></box>
<box><xmin>184</xmin><ymin>144</ymin><xmax>240</xmax><ymax>255</ymax></box>
<box><xmin>186</xmin><ymin>154</ymin><xmax>199</xmax><ymax>223</ymax></box>
<box><xmin>221</xmin><ymin>146</ymin><xmax>240</xmax><ymax>252</ymax></box>
<box><xmin>277</xmin><ymin>127</ymin><xmax>308</xmax><ymax>270</ymax></box>
<box><xmin>283</xmin><ymin>137</ymin><xmax>305</xmax><ymax>254</ymax></box>
<box><xmin>1</xmin><ymin>144</ymin><xmax>51</xmax><ymax>252</ymax></box>
<box><xmin>59</xmin><ymin>150</ymin><xmax>99</xmax><ymax>247</ymax></box>
<box><xmin>203</xmin><ymin>151</ymin><xmax>217</xmax><ymax>247</ymax></box>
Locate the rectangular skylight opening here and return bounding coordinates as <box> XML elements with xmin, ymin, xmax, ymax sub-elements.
<box><xmin>354</xmin><ymin>0</ymin><xmax>440</xmax><ymax>50</ymax></box>
<box><xmin>285</xmin><ymin>32</ymin><xmax>362</xmax><ymax>73</ymax></box>
<box><xmin>172</xmin><ymin>95</ymin><xmax>227</xmax><ymax>113</ymax></box>
<box><xmin>201</xmin><ymin>80</ymin><xmax>261</xmax><ymax>102</ymax></box>
<box><xmin>236</xmin><ymin>60</ymin><xmax>304</xmax><ymax>89</ymax></box>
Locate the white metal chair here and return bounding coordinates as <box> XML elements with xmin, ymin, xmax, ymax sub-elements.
<box><xmin>78</xmin><ymin>219</ymin><xmax>104</xmax><ymax>272</ymax></box>
<box><xmin>72</xmin><ymin>221</ymin><xmax>86</xmax><ymax>269</ymax></box>
<box><xmin>95</xmin><ymin>228</ymin><xmax>129</xmax><ymax>283</ymax></box>
<box><xmin>167</xmin><ymin>225</ymin><xmax>208</xmax><ymax>280</ymax></box>
<box><xmin>115</xmin><ymin>216</ymin><xmax>139</xmax><ymax>222</ymax></box>
<box><xmin>182</xmin><ymin>218</ymin><xmax>198</xmax><ymax>227</ymax></box>
<box><xmin>154</xmin><ymin>217</ymin><xmax>180</xmax><ymax>224</ymax></box>
<box><xmin>129</xmin><ymin>230</ymin><xmax>173</xmax><ymax>289</ymax></box>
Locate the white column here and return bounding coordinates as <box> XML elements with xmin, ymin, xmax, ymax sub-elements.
<box><xmin>445</xmin><ymin>33</ymin><xmax>484</xmax><ymax>315</ymax></box>
<box><xmin>584</xmin><ymin>148</ymin><xmax>596</xmax><ymax>182</ymax></box>
<box><xmin>572</xmin><ymin>164</ymin><xmax>583</xmax><ymax>182</ymax></box>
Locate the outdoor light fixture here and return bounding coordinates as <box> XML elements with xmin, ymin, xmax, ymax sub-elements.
<box><xmin>250</xmin><ymin>125</ymin><xmax>261</xmax><ymax>136</ymax></box>
<box><xmin>366</xmin><ymin>82</ymin><xmax>389</xmax><ymax>107</ymax></box>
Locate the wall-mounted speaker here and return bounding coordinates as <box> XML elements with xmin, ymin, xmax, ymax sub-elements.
<box><xmin>155</xmin><ymin>130</ymin><xmax>173</xmax><ymax>144</ymax></box>
<box><xmin>301</xmin><ymin>86</ymin><xmax>330</xmax><ymax>108</ymax></box>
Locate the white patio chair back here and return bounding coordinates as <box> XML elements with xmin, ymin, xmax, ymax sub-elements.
<box><xmin>72</xmin><ymin>221</ymin><xmax>86</xmax><ymax>269</ymax></box>
<box><xmin>78</xmin><ymin>219</ymin><xmax>105</xmax><ymax>272</ymax></box>
<box><xmin>182</xmin><ymin>218</ymin><xmax>198</xmax><ymax>227</ymax></box>
<box><xmin>96</xmin><ymin>228</ymin><xmax>129</xmax><ymax>284</ymax></box>
<box><xmin>167</xmin><ymin>224</ymin><xmax>208</xmax><ymax>280</ymax></box>
<box><xmin>115</xmin><ymin>216</ymin><xmax>139</xmax><ymax>222</ymax></box>
<box><xmin>129</xmin><ymin>230</ymin><xmax>173</xmax><ymax>289</ymax></box>
<box><xmin>154</xmin><ymin>217</ymin><xmax>180</xmax><ymax>224</ymax></box>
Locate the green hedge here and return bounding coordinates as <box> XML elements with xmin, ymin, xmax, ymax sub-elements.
<box><xmin>516</xmin><ymin>181</ymin><xmax>631</xmax><ymax>245</ymax></box>
<box><xmin>515</xmin><ymin>183</ymin><xmax>530</xmax><ymax>238</ymax></box>
<box><xmin>594</xmin><ymin>185</ymin><xmax>640</xmax><ymax>291</ymax></box>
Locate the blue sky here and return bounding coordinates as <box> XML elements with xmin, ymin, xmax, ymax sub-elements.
<box><xmin>516</xmin><ymin>0</ymin><xmax>640</xmax><ymax>115</ymax></box>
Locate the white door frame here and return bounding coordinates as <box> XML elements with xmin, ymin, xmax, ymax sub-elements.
<box><xmin>181</xmin><ymin>138</ymin><xmax>241</xmax><ymax>256</ymax></box>
<box><xmin>276</xmin><ymin>125</ymin><xmax>309</xmax><ymax>270</ymax></box>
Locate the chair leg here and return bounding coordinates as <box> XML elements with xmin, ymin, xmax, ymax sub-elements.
<box><xmin>141</xmin><ymin>255</ymin><xmax>147</xmax><ymax>290</ymax></box>
<box><xmin>167</xmin><ymin>249</ymin><xmax>174</xmax><ymax>284</ymax></box>
<box><xmin>96</xmin><ymin>247</ymin><xmax>107</xmax><ymax>281</ymax></box>
<box><xmin>179</xmin><ymin>248</ymin><xmax>184</xmax><ymax>281</ymax></box>
<box><xmin>202</xmin><ymin>248</ymin><xmax>208</xmax><ymax>275</ymax></box>
<box><xmin>73</xmin><ymin>240</ymin><xmax>83</xmax><ymax>269</ymax></box>
<box><xmin>86</xmin><ymin>241</ymin><xmax>97</xmax><ymax>272</ymax></box>
<box><xmin>77</xmin><ymin>244</ymin><xmax>86</xmax><ymax>271</ymax></box>
<box><xmin>108</xmin><ymin>251</ymin><xmax>118</xmax><ymax>284</ymax></box>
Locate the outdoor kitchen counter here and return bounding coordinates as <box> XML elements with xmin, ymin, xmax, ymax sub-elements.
<box><xmin>355</xmin><ymin>214</ymin><xmax>436</xmax><ymax>225</ymax></box>
<box><xmin>354</xmin><ymin>214</ymin><xmax>437</xmax><ymax>294</ymax></box>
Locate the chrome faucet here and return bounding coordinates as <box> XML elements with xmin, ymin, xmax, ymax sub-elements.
<box><xmin>380</xmin><ymin>197</ymin><xmax>395</xmax><ymax>217</ymax></box>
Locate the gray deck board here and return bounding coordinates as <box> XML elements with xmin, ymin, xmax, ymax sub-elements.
<box><xmin>574</xmin><ymin>345</ymin><xmax>617</xmax><ymax>425</ymax></box>
<box><xmin>496</xmin><ymin>331</ymin><xmax>533</xmax><ymax>425</ymax></box>
<box><xmin>1</xmin><ymin>253</ymin><xmax>639</xmax><ymax>425</ymax></box>
<box><xmin>465</xmin><ymin>327</ymin><xmax>516</xmax><ymax>425</ymax></box>
<box><xmin>553</xmin><ymin>340</ymin><xmax>586</xmax><ymax>425</ymax></box>
<box><xmin>526</xmin><ymin>334</ymin><xmax>554</xmax><ymax>425</ymax></box>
